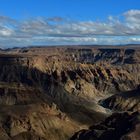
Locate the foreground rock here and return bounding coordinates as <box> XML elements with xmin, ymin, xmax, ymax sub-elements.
<box><xmin>70</xmin><ymin>112</ymin><xmax>140</xmax><ymax>140</ymax></box>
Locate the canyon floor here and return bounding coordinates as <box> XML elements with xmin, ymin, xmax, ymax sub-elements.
<box><xmin>0</xmin><ymin>45</ymin><xmax>139</xmax><ymax>140</ymax></box>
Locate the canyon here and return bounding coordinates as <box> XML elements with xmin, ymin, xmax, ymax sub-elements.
<box><xmin>0</xmin><ymin>45</ymin><xmax>139</xmax><ymax>140</ymax></box>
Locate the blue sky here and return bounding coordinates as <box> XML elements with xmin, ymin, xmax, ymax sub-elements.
<box><xmin>0</xmin><ymin>0</ymin><xmax>140</xmax><ymax>20</ymax></box>
<box><xmin>0</xmin><ymin>0</ymin><xmax>140</xmax><ymax>47</ymax></box>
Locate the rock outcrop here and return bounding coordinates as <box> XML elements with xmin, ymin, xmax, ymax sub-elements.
<box><xmin>100</xmin><ymin>85</ymin><xmax>140</xmax><ymax>111</ymax></box>
<box><xmin>70</xmin><ymin>112</ymin><xmax>140</xmax><ymax>140</ymax></box>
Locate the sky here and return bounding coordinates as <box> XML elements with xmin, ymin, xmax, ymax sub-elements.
<box><xmin>0</xmin><ymin>0</ymin><xmax>140</xmax><ymax>47</ymax></box>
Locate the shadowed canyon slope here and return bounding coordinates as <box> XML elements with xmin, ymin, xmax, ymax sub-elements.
<box><xmin>0</xmin><ymin>45</ymin><xmax>140</xmax><ymax>140</ymax></box>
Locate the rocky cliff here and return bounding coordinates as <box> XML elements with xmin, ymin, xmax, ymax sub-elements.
<box><xmin>0</xmin><ymin>46</ymin><xmax>139</xmax><ymax>140</ymax></box>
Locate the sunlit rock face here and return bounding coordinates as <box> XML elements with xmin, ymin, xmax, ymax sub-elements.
<box><xmin>100</xmin><ymin>85</ymin><xmax>140</xmax><ymax>112</ymax></box>
<box><xmin>0</xmin><ymin>45</ymin><xmax>140</xmax><ymax>140</ymax></box>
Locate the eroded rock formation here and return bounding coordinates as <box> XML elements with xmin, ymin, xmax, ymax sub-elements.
<box><xmin>0</xmin><ymin>46</ymin><xmax>139</xmax><ymax>140</ymax></box>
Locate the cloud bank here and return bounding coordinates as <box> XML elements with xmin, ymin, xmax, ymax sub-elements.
<box><xmin>0</xmin><ymin>10</ymin><xmax>140</xmax><ymax>47</ymax></box>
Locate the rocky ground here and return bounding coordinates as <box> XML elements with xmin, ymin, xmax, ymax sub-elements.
<box><xmin>0</xmin><ymin>45</ymin><xmax>139</xmax><ymax>140</ymax></box>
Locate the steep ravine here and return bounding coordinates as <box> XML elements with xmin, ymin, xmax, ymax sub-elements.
<box><xmin>0</xmin><ymin>47</ymin><xmax>140</xmax><ymax>140</ymax></box>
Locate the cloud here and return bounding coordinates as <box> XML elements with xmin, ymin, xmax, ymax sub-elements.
<box><xmin>124</xmin><ymin>10</ymin><xmax>140</xmax><ymax>23</ymax></box>
<box><xmin>0</xmin><ymin>10</ymin><xmax>140</xmax><ymax>47</ymax></box>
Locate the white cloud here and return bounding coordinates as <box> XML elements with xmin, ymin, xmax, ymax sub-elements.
<box><xmin>0</xmin><ymin>27</ymin><xmax>13</xmax><ymax>36</ymax></box>
<box><xmin>124</xmin><ymin>10</ymin><xmax>140</xmax><ymax>30</ymax></box>
<box><xmin>0</xmin><ymin>10</ymin><xmax>140</xmax><ymax>47</ymax></box>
